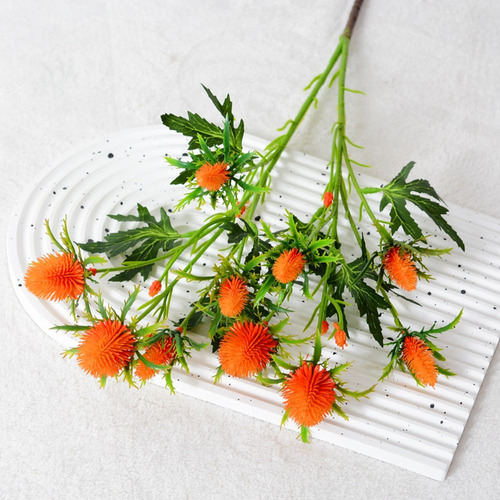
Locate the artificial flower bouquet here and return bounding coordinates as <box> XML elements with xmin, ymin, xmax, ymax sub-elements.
<box><xmin>23</xmin><ymin>0</ymin><xmax>464</xmax><ymax>441</ymax></box>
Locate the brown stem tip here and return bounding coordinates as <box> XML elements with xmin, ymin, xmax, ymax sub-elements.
<box><xmin>343</xmin><ymin>0</ymin><xmax>365</xmax><ymax>39</ymax></box>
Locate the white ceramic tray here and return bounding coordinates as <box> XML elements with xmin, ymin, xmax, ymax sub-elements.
<box><xmin>7</xmin><ymin>125</ymin><xmax>499</xmax><ymax>480</ymax></box>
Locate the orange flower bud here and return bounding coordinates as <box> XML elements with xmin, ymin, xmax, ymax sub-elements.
<box><xmin>148</xmin><ymin>280</ymin><xmax>162</xmax><ymax>297</ymax></box>
<box><xmin>323</xmin><ymin>191</ymin><xmax>334</xmax><ymax>208</ymax></box>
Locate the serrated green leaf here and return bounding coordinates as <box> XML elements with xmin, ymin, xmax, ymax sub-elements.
<box><xmin>201</xmin><ymin>85</ymin><xmax>245</xmax><ymax>150</ymax></box>
<box><xmin>332</xmin><ymin>251</ymin><xmax>389</xmax><ymax>346</ymax></box>
<box><xmin>79</xmin><ymin>204</ymin><xmax>180</xmax><ymax>281</ymax></box>
<box><xmin>170</xmin><ymin>169</ymin><xmax>193</xmax><ymax>185</ymax></box>
<box><xmin>161</xmin><ymin>112</ymin><xmax>222</xmax><ymax>150</ymax></box>
<box><xmin>380</xmin><ymin>162</ymin><xmax>464</xmax><ymax>250</ymax></box>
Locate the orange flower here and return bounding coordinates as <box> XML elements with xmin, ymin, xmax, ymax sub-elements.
<box><xmin>401</xmin><ymin>336</ymin><xmax>438</xmax><ymax>387</ymax></box>
<box><xmin>321</xmin><ymin>320</ymin><xmax>329</xmax><ymax>335</ymax></box>
<box><xmin>77</xmin><ymin>319</ymin><xmax>136</xmax><ymax>378</ymax></box>
<box><xmin>382</xmin><ymin>246</ymin><xmax>417</xmax><ymax>291</ymax></box>
<box><xmin>24</xmin><ymin>252</ymin><xmax>85</xmax><ymax>301</ymax></box>
<box><xmin>218</xmin><ymin>321</ymin><xmax>277</xmax><ymax>378</ymax></box>
<box><xmin>148</xmin><ymin>280</ymin><xmax>162</xmax><ymax>297</ymax></box>
<box><xmin>282</xmin><ymin>363</ymin><xmax>336</xmax><ymax>427</ymax></box>
<box><xmin>272</xmin><ymin>248</ymin><xmax>305</xmax><ymax>284</ymax></box>
<box><xmin>218</xmin><ymin>276</ymin><xmax>248</xmax><ymax>317</ymax></box>
<box><xmin>333</xmin><ymin>322</ymin><xmax>348</xmax><ymax>349</ymax></box>
<box><xmin>323</xmin><ymin>191</ymin><xmax>334</xmax><ymax>208</ymax></box>
<box><xmin>236</xmin><ymin>204</ymin><xmax>248</xmax><ymax>218</ymax></box>
<box><xmin>136</xmin><ymin>337</ymin><xmax>176</xmax><ymax>381</ymax></box>
<box><xmin>195</xmin><ymin>161</ymin><xmax>230</xmax><ymax>191</ymax></box>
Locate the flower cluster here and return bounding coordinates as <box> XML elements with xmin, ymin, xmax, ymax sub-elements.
<box><xmin>23</xmin><ymin>0</ymin><xmax>464</xmax><ymax>441</ymax></box>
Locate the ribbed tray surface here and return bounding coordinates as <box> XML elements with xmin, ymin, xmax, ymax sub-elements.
<box><xmin>8</xmin><ymin>126</ymin><xmax>499</xmax><ymax>480</ymax></box>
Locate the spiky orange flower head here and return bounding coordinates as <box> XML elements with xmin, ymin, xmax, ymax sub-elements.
<box><xmin>272</xmin><ymin>248</ymin><xmax>305</xmax><ymax>284</ymax></box>
<box><xmin>218</xmin><ymin>321</ymin><xmax>277</xmax><ymax>378</ymax></box>
<box><xmin>218</xmin><ymin>276</ymin><xmax>249</xmax><ymax>317</ymax></box>
<box><xmin>383</xmin><ymin>246</ymin><xmax>418</xmax><ymax>291</ymax></box>
<box><xmin>24</xmin><ymin>252</ymin><xmax>85</xmax><ymax>301</ymax></box>
<box><xmin>195</xmin><ymin>161</ymin><xmax>230</xmax><ymax>191</ymax></box>
<box><xmin>148</xmin><ymin>280</ymin><xmax>162</xmax><ymax>297</ymax></box>
<box><xmin>77</xmin><ymin>319</ymin><xmax>136</xmax><ymax>378</ymax></box>
<box><xmin>333</xmin><ymin>322</ymin><xmax>348</xmax><ymax>349</ymax></box>
<box><xmin>401</xmin><ymin>336</ymin><xmax>438</xmax><ymax>387</ymax></box>
<box><xmin>135</xmin><ymin>337</ymin><xmax>176</xmax><ymax>381</ymax></box>
<box><xmin>282</xmin><ymin>363</ymin><xmax>337</xmax><ymax>428</ymax></box>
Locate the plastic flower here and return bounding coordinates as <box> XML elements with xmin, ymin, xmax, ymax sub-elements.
<box><xmin>272</xmin><ymin>248</ymin><xmax>305</xmax><ymax>284</ymax></box>
<box><xmin>218</xmin><ymin>321</ymin><xmax>277</xmax><ymax>378</ymax></box>
<box><xmin>382</xmin><ymin>246</ymin><xmax>417</xmax><ymax>291</ymax></box>
<box><xmin>323</xmin><ymin>191</ymin><xmax>333</xmax><ymax>208</ymax></box>
<box><xmin>401</xmin><ymin>335</ymin><xmax>438</xmax><ymax>387</ymax></box>
<box><xmin>282</xmin><ymin>363</ymin><xmax>337</xmax><ymax>427</ymax></box>
<box><xmin>136</xmin><ymin>337</ymin><xmax>176</xmax><ymax>381</ymax></box>
<box><xmin>195</xmin><ymin>161</ymin><xmax>230</xmax><ymax>191</ymax></box>
<box><xmin>148</xmin><ymin>280</ymin><xmax>162</xmax><ymax>297</ymax></box>
<box><xmin>321</xmin><ymin>320</ymin><xmax>329</xmax><ymax>335</ymax></box>
<box><xmin>24</xmin><ymin>252</ymin><xmax>85</xmax><ymax>301</ymax></box>
<box><xmin>333</xmin><ymin>322</ymin><xmax>347</xmax><ymax>349</ymax></box>
<box><xmin>218</xmin><ymin>276</ymin><xmax>248</xmax><ymax>317</ymax></box>
<box><xmin>77</xmin><ymin>319</ymin><xmax>136</xmax><ymax>378</ymax></box>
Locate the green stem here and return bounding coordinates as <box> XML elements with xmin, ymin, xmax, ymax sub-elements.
<box><xmin>342</xmin><ymin>144</ymin><xmax>392</xmax><ymax>243</ymax></box>
<box><xmin>380</xmin><ymin>287</ymin><xmax>404</xmax><ymax>328</ymax></box>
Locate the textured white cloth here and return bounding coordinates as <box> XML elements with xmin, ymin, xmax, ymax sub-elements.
<box><xmin>1</xmin><ymin>1</ymin><xmax>499</xmax><ymax>498</ymax></box>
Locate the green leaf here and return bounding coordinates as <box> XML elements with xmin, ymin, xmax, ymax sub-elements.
<box><xmin>254</xmin><ymin>276</ymin><xmax>275</xmax><ymax>305</ymax></box>
<box><xmin>136</xmin><ymin>350</ymin><xmax>172</xmax><ymax>372</ymax></box>
<box><xmin>81</xmin><ymin>255</ymin><xmax>107</xmax><ymax>267</ymax></box>
<box><xmin>120</xmin><ymin>287</ymin><xmax>140</xmax><ymax>323</ymax></box>
<box><xmin>170</xmin><ymin>169</ymin><xmax>193</xmax><ymax>185</ymax></box>
<box><xmin>161</xmin><ymin>112</ymin><xmax>222</xmax><ymax>150</ymax></box>
<box><xmin>380</xmin><ymin>162</ymin><xmax>465</xmax><ymax>250</ymax></box>
<box><xmin>223</xmin><ymin>115</ymin><xmax>231</xmax><ymax>161</ymax></box>
<box><xmin>332</xmin><ymin>249</ymin><xmax>389</xmax><ymax>346</ymax></box>
<box><xmin>202</xmin><ymin>85</ymin><xmax>234</xmax><ymax>121</ymax></box>
<box><xmin>201</xmin><ymin>85</ymin><xmax>245</xmax><ymax>150</ymax></box>
<box><xmin>234</xmin><ymin>178</ymin><xmax>270</xmax><ymax>194</ymax></box>
<box><xmin>165</xmin><ymin>157</ymin><xmax>197</xmax><ymax>169</ymax></box>
<box><xmin>79</xmin><ymin>204</ymin><xmax>180</xmax><ymax>281</ymax></box>
<box><xmin>222</xmin><ymin>219</ymin><xmax>257</xmax><ymax>244</ymax></box>
<box><xmin>51</xmin><ymin>324</ymin><xmax>89</xmax><ymax>332</ymax></box>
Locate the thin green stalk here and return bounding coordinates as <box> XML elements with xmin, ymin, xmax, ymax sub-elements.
<box><xmin>342</xmin><ymin>143</ymin><xmax>392</xmax><ymax>242</ymax></box>
<box><xmin>380</xmin><ymin>287</ymin><xmax>404</xmax><ymax>329</ymax></box>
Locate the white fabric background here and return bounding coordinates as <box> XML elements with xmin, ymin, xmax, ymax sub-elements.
<box><xmin>1</xmin><ymin>1</ymin><xmax>499</xmax><ymax>498</ymax></box>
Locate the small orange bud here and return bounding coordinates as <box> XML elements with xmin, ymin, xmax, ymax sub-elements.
<box><xmin>148</xmin><ymin>280</ymin><xmax>162</xmax><ymax>297</ymax></box>
<box><xmin>333</xmin><ymin>322</ymin><xmax>347</xmax><ymax>349</ymax></box>
<box><xmin>88</xmin><ymin>267</ymin><xmax>97</xmax><ymax>276</ymax></box>
<box><xmin>323</xmin><ymin>191</ymin><xmax>334</xmax><ymax>208</ymax></box>
<box><xmin>236</xmin><ymin>204</ymin><xmax>248</xmax><ymax>218</ymax></box>
<box><xmin>321</xmin><ymin>320</ymin><xmax>329</xmax><ymax>335</ymax></box>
